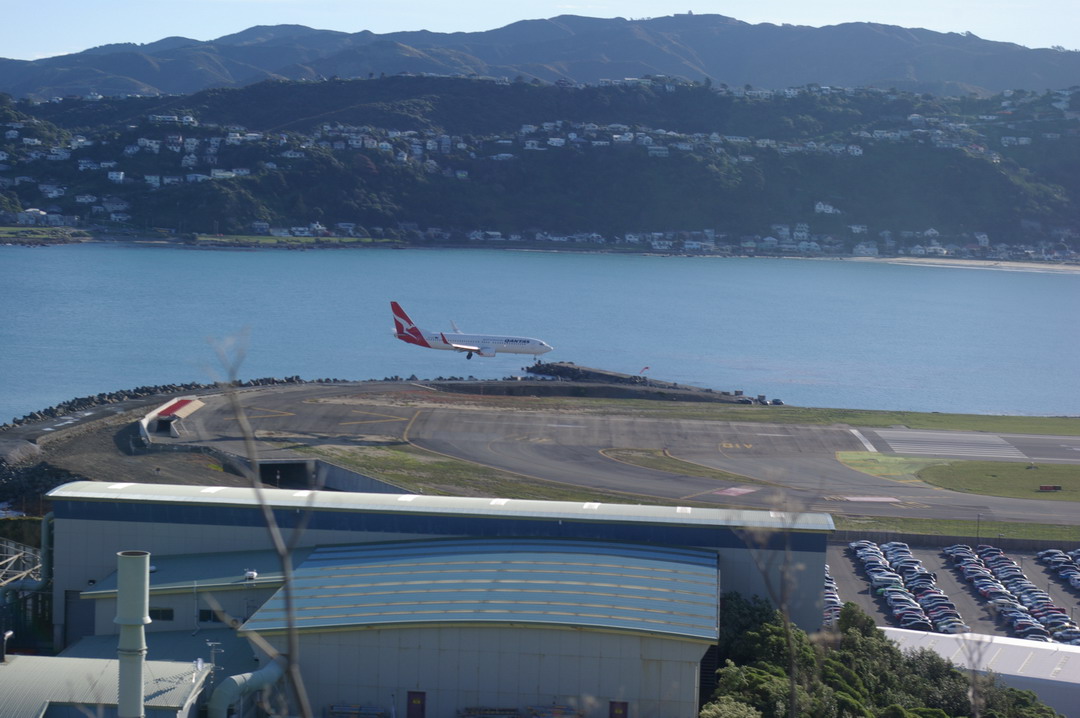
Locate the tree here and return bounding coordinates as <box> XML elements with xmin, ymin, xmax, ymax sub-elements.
<box><xmin>700</xmin><ymin>695</ymin><xmax>763</xmax><ymax>718</ymax></box>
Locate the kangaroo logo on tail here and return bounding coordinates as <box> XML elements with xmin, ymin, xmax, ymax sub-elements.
<box><xmin>391</xmin><ymin>302</ymin><xmax>431</xmax><ymax>347</ymax></box>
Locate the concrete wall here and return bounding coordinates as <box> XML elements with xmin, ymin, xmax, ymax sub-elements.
<box><xmin>266</xmin><ymin>626</ymin><xmax>707</xmax><ymax>718</ymax></box>
<box><xmin>316</xmin><ymin>460</ymin><xmax>403</xmax><ymax>493</ymax></box>
<box><xmin>91</xmin><ymin>586</ymin><xmax>278</xmax><ymax>636</ymax></box>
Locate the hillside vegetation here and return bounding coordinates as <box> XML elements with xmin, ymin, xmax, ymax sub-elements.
<box><xmin>3</xmin><ymin>78</ymin><xmax>1078</xmax><ymax>242</ymax></box>
<box><xmin>709</xmin><ymin>595</ymin><xmax>1058</xmax><ymax>717</ymax></box>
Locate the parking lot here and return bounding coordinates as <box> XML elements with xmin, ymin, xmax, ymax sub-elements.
<box><xmin>826</xmin><ymin>542</ymin><xmax>1080</xmax><ymax>639</ymax></box>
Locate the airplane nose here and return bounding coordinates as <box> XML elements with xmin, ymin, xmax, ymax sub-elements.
<box><xmin>542</xmin><ymin>343</ymin><xmax>553</xmax><ymax>353</ymax></box>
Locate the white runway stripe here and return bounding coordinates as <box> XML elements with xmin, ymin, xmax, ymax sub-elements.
<box><xmin>849</xmin><ymin>429</ymin><xmax>877</xmax><ymax>452</ymax></box>
<box><xmin>874</xmin><ymin>430</ymin><xmax>1027</xmax><ymax>459</ymax></box>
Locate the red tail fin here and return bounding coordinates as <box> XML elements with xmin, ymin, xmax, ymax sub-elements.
<box><xmin>391</xmin><ymin>302</ymin><xmax>431</xmax><ymax>348</ymax></box>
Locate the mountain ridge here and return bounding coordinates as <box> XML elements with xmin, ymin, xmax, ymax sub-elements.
<box><xmin>3</xmin><ymin>14</ymin><xmax>1079</xmax><ymax>100</ymax></box>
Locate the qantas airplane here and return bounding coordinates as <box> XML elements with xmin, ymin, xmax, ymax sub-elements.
<box><xmin>391</xmin><ymin>301</ymin><xmax>553</xmax><ymax>359</ymax></box>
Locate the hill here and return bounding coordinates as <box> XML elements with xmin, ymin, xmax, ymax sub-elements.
<box><xmin>3</xmin><ymin>15</ymin><xmax>1080</xmax><ymax>100</ymax></box>
<box><xmin>3</xmin><ymin>78</ymin><xmax>1078</xmax><ymax>248</ymax></box>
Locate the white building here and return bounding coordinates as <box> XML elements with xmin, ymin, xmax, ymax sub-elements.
<box><xmin>44</xmin><ymin>480</ymin><xmax>833</xmax><ymax>718</ymax></box>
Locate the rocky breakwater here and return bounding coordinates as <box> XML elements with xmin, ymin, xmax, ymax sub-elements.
<box><xmin>1</xmin><ymin>376</ymin><xmax>352</xmax><ymax>431</ymax></box>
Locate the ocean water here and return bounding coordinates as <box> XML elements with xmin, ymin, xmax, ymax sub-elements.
<box><xmin>1</xmin><ymin>243</ymin><xmax>1078</xmax><ymax>421</ymax></box>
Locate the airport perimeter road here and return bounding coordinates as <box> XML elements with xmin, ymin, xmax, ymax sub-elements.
<box><xmin>164</xmin><ymin>384</ymin><xmax>1080</xmax><ymax>526</ymax></box>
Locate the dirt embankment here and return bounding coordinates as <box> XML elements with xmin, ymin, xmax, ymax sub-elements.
<box><xmin>0</xmin><ymin>413</ymin><xmax>248</xmax><ymax>519</ymax></box>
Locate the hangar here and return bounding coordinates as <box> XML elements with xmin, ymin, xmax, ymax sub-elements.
<box><xmin>44</xmin><ymin>481</ymin><xmax>833</xmax><ymax>718</ymax></box>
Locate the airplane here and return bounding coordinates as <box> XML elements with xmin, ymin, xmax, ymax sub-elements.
<box><xmin>391</xmin><ymin>301</ymin><xmax>553</xmax><ymax>359</ymax></box>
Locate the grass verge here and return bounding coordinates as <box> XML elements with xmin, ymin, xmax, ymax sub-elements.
<box><xmin>412</xmin><ymin>392</ymin><xmax>1080</xmax><ymax>435</ymax></box>
<box><xmin>836</xmin><ymin>452</ymin><xmax>950</xmax><ymax>481</ymax></box>
<box><xmin>834</xmin><ymin>514</ymin><xmax>1080</xmax><ymax>542</ymax></box>
<box><xmin>601</xmin><ymin>448</ymin><xmax>778</xmax><ymax>486</ymax></box>
<box><xmin>917</xmin><ymin>461</ymin><xmax>1080</xmax><ymax>501</ymax></box>
<box><xmin>288</xmin><ymin>442</ymin><xmax>711</xmax><ymax>505</ymax></box>
<box><xmin>837</xmin><ymin>452</ymin><xmax>1080</xmax><ymax>502</ymax></box>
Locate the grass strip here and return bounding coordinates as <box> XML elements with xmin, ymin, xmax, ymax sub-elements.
<box><xmin>834</xmin><ymin>514</ymin><xmax>1080</xmax><ymax>542</ymax></box>
<box><xmin>408</xmin><ymin>393</ymin><xmax>1080</xmax><ymax>435</ymax></box>
<box><xmin>917</xmin><ymin>461</ymin><xmax>1080</xmax><ymax>501</ymax></box>
<box><xmin>602</xmin><ymin>448</ymin><xmax>778</xmax><ymax>486</ymax></box>
<box><xmin>288</xmin><ymin>442</ymin><xmax>710</xmax><ymax>505</ymax></box>
<box><xmin>837</xmin><ymin>452</ymin><xmax>1080</xmax><ymax>502</ymax></box>
<box><xmin>836</xmin><ymin>452</ymin><xmax>949</xmax><ymax>480</ymax></box>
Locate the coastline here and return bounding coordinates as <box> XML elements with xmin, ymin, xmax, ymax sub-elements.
<box><xmin>6</xmin><ymin>232</ymin><xmax>1080</xmax><ymax>274</ymax></box>
<box><xmin>842</xmin><ymin>256</ymin><xmax>1080</xmax><ymax>275</ymax></box>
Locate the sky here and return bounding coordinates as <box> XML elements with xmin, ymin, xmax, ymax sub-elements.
<box><xmin>2</xmin><ymin>0</ymin><xmax>1078</xmax><ymax>61</ymax></box>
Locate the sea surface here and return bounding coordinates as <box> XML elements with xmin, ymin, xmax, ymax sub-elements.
<box><xmin>1</xmin><ymin>243</ymin><xmax>1078</xmax><ymax>422</ymax></box>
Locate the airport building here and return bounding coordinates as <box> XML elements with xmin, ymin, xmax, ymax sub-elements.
<box><xmin>39</xmin><ymin>481</ymin><xmax>833</xmax><ymax>718</ymax></box>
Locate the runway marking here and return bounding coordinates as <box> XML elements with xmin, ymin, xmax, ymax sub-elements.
<box><xmin>824</xmin><ymin>495</ymin><xmax>900</xmax><ymax>502</ymax></box>
<box><xmin>751</xmin><ymin>433</ymin><xmax>790</xmax><ymax>437</ymax></box>
<box><xmin>228</xmin><ymin>407</ymin><xmax>295</xmax><ymax>420</ymax></box>
<box><xmin>874</xmin><ymin>429</ymin><xmax>1027</xmax><ymax>459</ymax></box>
<box><xmin>719</xmin><ymin>442</ymin><xmax>753</xmax><ymax>449</ymax></box>
<box><xmin>849</xmin><ymin>429</ymin><xmax>878</xmax><ymax>452</ymax></box>
<box><xmin>340</xmin><ymin>409</ymin><xmax>410</xmax><ymax>425</ymax></box>
<box><xmin>714</xmin><ymin>486</ymin><xmax>759</xmax><ymax>496</ymax></box>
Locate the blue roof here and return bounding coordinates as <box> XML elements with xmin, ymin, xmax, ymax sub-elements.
<box><xmin>243</xmin><ymin>539</ymin><xmax>719</xmax><ymax>641</ymax></box>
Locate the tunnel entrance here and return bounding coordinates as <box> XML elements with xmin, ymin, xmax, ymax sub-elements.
<box><xmin>258</xmin><ymin>460</ymin><xmax>314</xmax><ymax>489</ymax></box>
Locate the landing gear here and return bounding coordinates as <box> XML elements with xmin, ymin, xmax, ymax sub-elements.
<box><xmin>466</xmin><ymin>352</ymin><xmax>473</xmax><ymax>360</ymax></box>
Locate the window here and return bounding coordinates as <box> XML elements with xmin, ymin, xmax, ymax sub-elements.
<box><xmin>198</xmin><ymin>609</ymin><xmax>223</xmax><ymax>623</ymax></box>
<box><xmin>149</xmin><ymin>607</ymin><xmax>174</xmax><ymax>621</ymax></box>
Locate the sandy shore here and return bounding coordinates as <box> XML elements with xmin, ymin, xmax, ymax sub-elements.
<box><xmin>841</xmin><ymin>256</ymin><xmax>1080</xmax><ymax>274</ymax></box>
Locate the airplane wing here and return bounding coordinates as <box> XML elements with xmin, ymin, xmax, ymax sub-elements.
<box><xmin>441</xmin><ymin>333</ymin><xmax>480</xmax><ymax>353</ymax></box>
<box><xmin>476</xmin><ymin>346</ymin><xmax>497</xmax><ymax>357</ymax></box>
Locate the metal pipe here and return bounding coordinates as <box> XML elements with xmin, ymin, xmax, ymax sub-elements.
<box><xmin>115</xmin><ymin>550</ymin><xmax>151</xmax><ymax>718</ymax></box>
<box><xmin>207</xmin><ymin>654</ymin><xmax>287</xmax><ymax>718</ymax></box>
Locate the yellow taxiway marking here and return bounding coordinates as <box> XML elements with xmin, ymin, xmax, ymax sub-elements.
<box><xmin>340</xmin><ymin>409</ymin><xmax>410</xmax><ymax>426</ymax></box>
<box><xmin>228</xmin><ymin>407</ymin><xmax>295</xmax><ymax>420</ymax></box>
<box><xmin>719</xmin><ymin>442</ymin><xmax>753</xmax><ymax>450</ymax></box>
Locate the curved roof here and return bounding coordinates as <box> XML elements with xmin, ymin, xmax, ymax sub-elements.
<box><xmin>242</xmin><ymin>538</ymin><xmax>720</xmax><ymax>641</ymax></box>
<box><xmin>47</xmin><ymin>481</ymin><xmax>834</xmax><ymax>532</ymax></box>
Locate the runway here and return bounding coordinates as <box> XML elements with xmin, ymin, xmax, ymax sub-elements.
<box><xmin>171</xmin><ymin>383</ymin><xmax>1080</xmax><ymax>526</ymax></box>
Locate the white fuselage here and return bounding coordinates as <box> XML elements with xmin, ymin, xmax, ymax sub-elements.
<box><xmin>423</xmin><ymin>330</ymin><xmax>553</xmax><ymax>356</ymax></box>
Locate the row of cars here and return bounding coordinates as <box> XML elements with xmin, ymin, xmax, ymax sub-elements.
<box><xmin>944</xmin><ymin>543</ymin><xmax>1080</xmax><ymax>644</ymax></box>
<box><xmin>823</xmin><ymin>563</ymin><xmax>841</xmax><ymax>628</ymax></box>
<box><xmin>1037</xmin><ymin>547</ymin><xmax>1080</xmax><ymax>590</ymax></box>
<box><xmin>849</xmin><ymin>540</ymin><xmax>970</xmax><ymax>634</ymax></box>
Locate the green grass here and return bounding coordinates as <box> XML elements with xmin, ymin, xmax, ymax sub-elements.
<box><xmin>416</xmin><ymin>393</ymin><xmax>1080</xmax><ymax>435</ymax></box>
<box><xmin>837</xmin><ymin>451</ymin><xmax>1080</xmax><ymax>502</ymax></box>
<box><xmin>837</xmin><ymin>452</ymin><xmax>950</xmax><ymax>480</ymax></box>
<box><xmin>288</xmin><ymin>442</ymin><xmax>710</xmax><ymax>504</ymax></box>
<box><xmin>834</xmin><ymin>514</ymin><xmax>1080</xmax><ymax>542</ymax></box>
<box><xmin>917</xmin><ymin>461</ymin><xmax>1080</xmax><ymax>501</ymax></box>
<box><xmin>602</xmin><ymin>448</ymin><xmax>779</xmax><ymax>486</ymax></box>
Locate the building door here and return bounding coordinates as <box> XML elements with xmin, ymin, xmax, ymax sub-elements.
<box><xmin>609</xmin><ymin>701</ymin><xmax>628</xmax><ymax>718</ymax></box>
<box><xmin>407</xmin><ymin>691</ymin><xmax>426</xmax><ymax>718</ymax></box>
